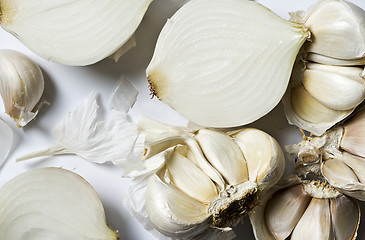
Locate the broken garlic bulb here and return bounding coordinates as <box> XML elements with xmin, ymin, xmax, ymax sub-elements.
<box><xmin>249</xmin><ymin>176</ymin><xmax>360</xmax><ymax>240</ymax></box>
<box><xmin>146</xmin><ymin>0</ymin><xmax>309</xmax><ymax>128</ymax></box>
<box><xmin>0</xmin><ymin>0</ymin><xmax>152</xmax><ymax>66</ymax></box>
<box><xmin>283</xmin><ymin>62</ymin><xmax>365</xmax><ymax>136</ymax></box>
<box><xmin>291</xmin><ymin>0</ymin><xmax>365</xmax><ymax>65</ymax></box>
<box><xmin>0</xmin><ymin>168</ymin><xmax>118</xmax><ymax>240</ymax></box>
<box><xmin>124</xmin><ymin>117</ymin><xmax>285</xmax><ymax>239</ymax></box>
<box><xmin>0</xmin><ymin>49</ymin><xmax>44</xmax><ymax>127</ymax></box>
<box><xmin>287</xmin><ymin>107</ymin><xmax>365</xmax><ymax>200</ymax></box>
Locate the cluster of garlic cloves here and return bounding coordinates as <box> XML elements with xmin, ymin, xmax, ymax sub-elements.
<box><xmin>249</xmin><ymin>176</ymin><xmax>360</xmax><ymax>240</ymax></box>
<box><xmin>124</xmin><ymin>117</ymin><xmax>285</xmax><ymax>239</ymax></box>
<box><xmin>283</xmin><ymin>0</ymin><xmax>365</xmax><ymax>136</ymax></box>
<box><xmin>0</xmin><ymin>49</ymin><xmax>44</xmax><ymax>127</ymax></box>
<box><xmin>287</xmin><ymin>107</ymin><xmax>365</xmax><ymax>201</ymax></box>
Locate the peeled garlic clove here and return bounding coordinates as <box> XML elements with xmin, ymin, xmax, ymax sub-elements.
<box><xmin>0</xmin><ymin>49</ymin><xmax>44</xmax><ymax>127</ymax></box>
<box><xmin>302</xmin><ymin>64</ymin><xmax>365</xmax><ymax>111</ymax></box>
<box><xmin>146</xmin><ymin>172</ymin><xmax>210</xmax><ymax>239</ymax></box>
<box><xmin>264</xmin><ymin>185</ymin><xmax>311</xmax><ymax>240</ymax></box>
<box><xmin>330</xmin><ymin>196</ymin><xmax>360</xmax><ymax>240</ymax></box>
<box><xmin>291</xmin><ymin>198</ymin><xmax>331</xmax><ymax>240</ymax></box>
<box><xmin>341</xmin><ymin>109</ymin><xmax>365</xmax><ymax>158</ymax></box>
<box><xmin>166</xmin><ymin>150</ymin><xmax>218</xmax><ymax>203</ymax></box>
<box><xmin>147</xmin><ymin>0</ymin><xmax>309</xmax><ymax>127</ymax></box>
<box><xmin>307</xmin><ymin>53</ymin><xmax>365</xmax><ymax>66</ymax></box>
<box><xmin>0</xmin><ymin>0</ymin><xmax>152</xmax><ymax>66</ymax></box>
<box><xmin>194</xmin><ymin>128</ymin><xmax>248</xmax><ymax>185</ymax></box>
<box><xmin>0</xmin><ymin>168</ymin><xmax>117</xmax><ymax>239</ymax></box>
<box><xmin>301</xmin><ymin>0</ymin><xmax>365</xmax><ymax>61</ymax></box>
<box><xmin>322</xmin><ymin>158</ymin><xmax>360</xmax><ymax>186</ymax></box>
<box><xmin>290</xmin><ymin>85</ymin><xmax>352</xmax><ymax>126</ymax></box>
<box><xmin>0</xmin><ymin>118</ymin><xmax>13</xmax><ymax>167</ymax></box>
<box><xmin>233</xmin><ymin>128</ymin><xmax>284</xmax><ymax>185</ymax></box>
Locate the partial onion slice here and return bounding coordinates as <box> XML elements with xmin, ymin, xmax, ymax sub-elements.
<box><xmin>0</xmin><ymin>167</ymin><xmax>117</xmax><ymax>240</ymax></box>
<box><xmin>147</xmin><ymin>0</ymin><xmax>309</xmax><ymax>127</ymax></box>
<box><xmin>0</xmin><ymin>0</ymin><xmax>152</xmax><ymax>66</ymax></box>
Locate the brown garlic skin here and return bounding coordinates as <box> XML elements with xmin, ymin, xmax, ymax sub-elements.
<box><xmin>249</xmin><ymin>176</ymin><xmax>360</xmax><ymax>240</ymax></box>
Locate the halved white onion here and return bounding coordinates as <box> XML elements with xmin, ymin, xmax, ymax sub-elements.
<box><xmin>147</xmin><ymin>0</ymin><xmax>309</xmax><ymax>127</ymax></box>
<box><xmin>0</xmin><ymin>0</ymin><xmax>152</xmax><ymax>66</ymax></box>
<box><xmin>0</xmin><ymin>168</ymin><xmax>117</xmax><ymax>240</ymax></box>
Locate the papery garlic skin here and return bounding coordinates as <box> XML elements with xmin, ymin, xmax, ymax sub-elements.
<box><xmin>287</xmin><ymin>107</ymin><xmax>365</xmax><ymax>200</ymax></box>
<box><xmin>0</xmin><ymin>168</ymin><xmax>117</xmax><ymax>240</ymax></box>
<box><xmin>124</xmin><ymin>117</ymin><xmax>285</xmax><ymax>239</ymax></box>
<box><xmin>249</xmin><ymin>176</ymin><xmax>360</xmax><ymax>240</ymax></box>
<box><xmin>0</xmin><ymin>49</ymin><xmax>44</xmax><ymax>127</ymax></box>
<box><xmin>147</xmin><ymin>0</ymin><xmax>309</xmax><ymax>128</ymax></box>
<box><xmin>0</xmin><ymin>0</ymin><xmax>152</xmax><ymax>66</ymax></box>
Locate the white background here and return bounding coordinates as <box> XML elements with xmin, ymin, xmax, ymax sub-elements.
<box><xmin>1</xmin><ymin>0</ymin><xmax>365</xmax><ymax>239</ymax></box>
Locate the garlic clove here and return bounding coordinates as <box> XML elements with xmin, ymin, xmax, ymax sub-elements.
<box><xmin>146</xmin><ymin>171</ymin><xmax>210</xmax><ymax>239</ymax></box>
<box><xmin>302</xmin><ymin>65</ymin><xmax>365</xmax><ymax>111</ymax></box>
<box><xmin>194</xmin><ymin>129</ymin><xmax>248</xmax><ymax>185</ymax></box>
<box><xmin>233</xmin><ymin>128</ymin><xmax>284</xmax><ymax>184</ymax></box>
<box><xmin>341</xmin><ymin>152</ymin><xmax>365</xmax><ymax>185</ymax></box>
<box><xmin>0</xmin><ymin>168</ymin><xmax>117</xmax><ymax>239</ymax></box>
<box><xmin>341</xmin><ymin>109</ymin><xmax>365</xmax><ymax>158</ymax></box>
<box><xmin>307</xmin><ymin>53</ymin><xmax>365</xmax><ymax>66</ymax></box>
<box><xmin>166</xmin><ymin>149</ymin><xmax>218</xmax><ymax>204</ymax></box>
<box><xmin>302</xmin><ymin>0</ymin><xmax>365</xmax><ymax>61</ymax></box>
<box><xmin>290</xmin><ymin>85</ymin><xmax>352</xmax><ymax>124</ymax></box>
<box><xmin>1</xmin><ymin>0</ymin><xmax>152</xmax><ymax>66</ymax></box>
<box><xmin>322</xmin><ymin>158</ymin><xmax>360</xmax><ymax>186</ymax></box>
<box><xmin>264</xmin><ymin>184</ymin><xmax>311</xmax><ymax>240</ymax></box>
<box><xmin>330</xmin><ymin>195</ymin><xmax>360</xmax><ymax>240</ymax></box>
<box><xmin>0</xmin><ymin>49</ymin><xmax>44</xmax><ymax>127</ymax></box>
<box><xmin>147</xmin><ymin>0</ymin><xmax>309</xmax><ymax>128</ymax></box>
<box><xmin>291</xmin><ymin>198</ymin><xmax>331</xmax><ymax>240</ymax></box>
<box><xmin>0</xmin><ymin>118</ymin><xmax>13</xmax><ymax>167</ymax></box>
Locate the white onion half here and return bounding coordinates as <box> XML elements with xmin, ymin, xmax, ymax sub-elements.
<box><xmin>147</xmin><ymin>0</ymin><xmax>309</xmax><ymax>128</ymax></box>
<box><xmin>0</xmin><ymin>168</ymin><xmax>118</xmax><ymax>240</ymax></box>
<box><xmin>0</xmin><ymin>0</ymin><xmax>152</xmax><ymax>66</ymax></box>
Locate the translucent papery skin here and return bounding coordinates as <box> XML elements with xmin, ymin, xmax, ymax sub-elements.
<box><xmin>147</xmin><ymin>0</ymin><xmax>308</xmax><ymax>128</ymax></box>
<box><xmin>0</xmin><ymin>0</ymin><xmax>152</xmax><ymax>66</ymax></box>
<box><xmin>0</xmin><ymin>168</ymin><xmax>117</xmax><ymax>240</ymax></box>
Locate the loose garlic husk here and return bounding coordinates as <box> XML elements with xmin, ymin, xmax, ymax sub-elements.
<box><xmin>283</xmin><ymin>62</ymin><xmax>365</xmax><ymax>136</ymax></box>
<box><xmin>0</xmin><ymin>49</ymin><xmax>44</xmax><ymax>127</ymax></box>
<box><xmin>291</xmin><ymin>0</ymin><xmax>365</xmax><ymax>65</ymax></box>
<box><xmin>287</xmin><ymin>107</ymin><xmax>365</xmax><ymax>200</ymax></box>
<box><xmin>249</xmin><ymin>176</ymin><xmax>360</xmax><ymax>240</ymax></box>
<box><xmin>124</xmin><ymin>117</ymin><xmax>285</xmax><ymax>239</ymax></box>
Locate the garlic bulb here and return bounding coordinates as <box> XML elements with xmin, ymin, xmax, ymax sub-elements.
<box><xmin>287</xmin><ymin>107</ymin><xmax>365</xmax><ymax>200</ymax></box>
<box><xmin>0</xmin><ymin>49</ymin><xmax>44</xmax><ymax>127</ymax></box>
<box><xmin>0</xmin><ymin>167</ymin><xmax>118</xmax><ymax>240</ymax></box>
<box><xmin>146</xmin><ymin>0</ymin><xmax>309</xmax><ymax>128</ymax></box>
<box><xmin>124</xmin><ymin>117</ymin><xmax>285</xmax><ymax>239</ymax></box>
<box><xmin>249</xmin><ymin>176</ymin><xmax>360</xmax><ymax>240</ymax></box>
<box><xmin>283</xmin><ymin>0</ymin><xmax>365</xmax><ymax>136</ymax></box>
<box><xmin>0</xmin><ymin>0</ymin><xmax>152</xmax><ymax>66</ymax></box>
<box><xmin>283</xmin><ymin>62</ymin><xmax>365</xmax><ymax>136</ymax></box>
<box><xmin>291</xmin><ymin>0</ymin><xmax>365</xmax><ymax>65</ymax></box>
